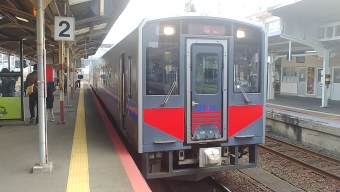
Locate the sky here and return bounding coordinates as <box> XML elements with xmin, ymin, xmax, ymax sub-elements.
<box><xmin>96</xmin><ymin>0</ymin><xmax>295</xmax><ymax>57</ymax></box>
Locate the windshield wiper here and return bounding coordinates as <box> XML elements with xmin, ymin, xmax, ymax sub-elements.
<box><xmin>160</xmin><ymin>80</ymin><xmax>177</xmax><ymax>106</ymax></box>
<box><xmin>237</xmin><ymin>80</ymin><xmax>251</xmax><ymax>104</ymax></box>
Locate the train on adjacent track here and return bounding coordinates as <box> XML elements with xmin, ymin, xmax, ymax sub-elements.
<box><xmin>89</xmin><ymin>15</ymin><xmax>267</xmax><ymax>181</ymax></box>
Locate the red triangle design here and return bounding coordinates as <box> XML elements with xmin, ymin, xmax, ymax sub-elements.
<box><xmin>144</xmin><ymin>108</ymin><xmax>184</xmax><ymax>141</ymax></box>
<box><xmin>228</xmin><ymin>105</ymin><xmax>263</xmax><ymax>138</ymax></box>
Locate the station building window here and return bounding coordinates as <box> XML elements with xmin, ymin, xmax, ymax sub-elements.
<box><xmin>282</xmin><ymin>67</ymin><xmax>298</xmax><ymax>82</ymax></box>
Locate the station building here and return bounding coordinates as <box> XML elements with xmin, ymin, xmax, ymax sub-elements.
<box><xmin>246</xmin><ymin>0</ymin><xmax>340</xmax><ymax>102</ymax></box>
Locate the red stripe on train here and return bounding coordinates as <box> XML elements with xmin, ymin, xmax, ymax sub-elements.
<box><xmin>192</xmin><ymin>115</ymin><xmax>221</xmax><ymax>119</ymax></box>
<box><xmin>192</xmin><ymin>111</ymin><xmax>221</xmax><ymax>115</ymax></box>
<box><xmin>228</xmin><ymin>105</ymin><xmax>263</xmax><ymax>138</ymax></box>
<box><xmin>144</xmin><ymin>108</ymin><xmax>184</xmax><ymax>141</ymax></box>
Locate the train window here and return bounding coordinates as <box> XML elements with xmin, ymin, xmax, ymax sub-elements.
<box><xmin>146</xmin><ymin>42</ymin><xmax>179</xmax><ymax>95</ymax></box>
<box><xmin>233</xmin><ymin>45</ymin><xmax>260</xmax><ymax>93</ymax></box>
<box><xmin>195</xmin><ymin>53</ymin><xmax>219</xmax><ymax>94</ymax></box>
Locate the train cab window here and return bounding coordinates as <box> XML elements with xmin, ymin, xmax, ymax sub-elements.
<box><xmin>143</xmin><ymin>21</ymin><xmax>180</xmax><ymax>96</ymax></box>
<box><xmin>146</xmin><ymin>42</ymin><xmax>179</xmax><ymax>95</ymax></box>
<box><xmin>195</xmin><ymin>53</ymin><xmax>219</xmax><ymax>94</ymax></box>
<box><xmin>233</xmin><ymin>45</ymin><xmax>260</xmax><ymax>93</ymax></box>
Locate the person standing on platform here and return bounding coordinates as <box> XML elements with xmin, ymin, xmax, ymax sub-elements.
<box><xmin>77</xmin><ymin>71</ymin><xmax>82</xmax><ymax>88</ymax></box>
<box><xmin>46</xmin><ymin>83</ymin><xmax>55</xmax><ymax>122</ymax></box>
<box><xmin>0</xmin><ymin>68</ymin><xmax>15</xmax><ymax>97</ymax></box>
<box><xmin>26</xmin><ymin>64</ymin><xmax>38</xmax><ymax>124</ymax></box>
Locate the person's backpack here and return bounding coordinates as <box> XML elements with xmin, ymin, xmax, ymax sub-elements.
<box><xmin>78</xmin><ymin>74</ymin><xmax>83</xmax><ymax>79</ymax></box>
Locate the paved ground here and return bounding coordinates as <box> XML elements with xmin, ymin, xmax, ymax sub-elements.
<box><xmin>0</xmin><ymin>83</ymin><xmax>150</xmax><ymax>192</ymax></box>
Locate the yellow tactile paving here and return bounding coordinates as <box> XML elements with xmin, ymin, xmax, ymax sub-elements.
<box><xmin>66</xmin><ymin>83</ymin><xmax>90</xmax><ymax>192</ymax></box>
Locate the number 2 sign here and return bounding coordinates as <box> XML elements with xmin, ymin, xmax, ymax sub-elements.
<box><xmin>54</xmin><ymin>16</ymin><xmax>75</xmax><ymax>41</ymax></box>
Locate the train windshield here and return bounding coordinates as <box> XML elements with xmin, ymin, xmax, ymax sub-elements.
<box><xmin>144</xmin><ymin>21</ymin><xmax>180</xmax><ymax>95</ymax></box>
<box><xmin>233</xmin><ymin>45</ymin><xmax>261</xmax><ymax>93</ymax></box>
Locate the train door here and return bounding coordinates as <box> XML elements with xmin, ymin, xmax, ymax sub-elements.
<box><xmin>120</xmin><ymin>53</ymin><xmax>127</xmax><ymax>130</ymax></box>
<box><xmin>186</xmin><ymin>38</ymin><xmax>228</xmax><ymax>144</ymax></box>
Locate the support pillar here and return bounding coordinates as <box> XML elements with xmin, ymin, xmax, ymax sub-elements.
<box><xmin>267</xmin><ymin>53</ymin><xmax>276</xmax><ymax>100</ymax></box>
<box><xmin>70</xmin><ymin>52</ymin><xmax>74</xmax><ymax>98</ymax></box>
<box><xmin>321</xmin><ymin>50</ymin><xmax>330</xmax><ymax>107</ymax></box>
<box><xmin>58</xmin><ymin>41</ymin><xmax>66</xmax><ymax>124</ymax></box>
<box><xmin>66</xmin><ymin>47</ymin><xmax>72</xmax><ymax>107</ymax></box>
<box><xmin>32</xmin><ymin>0</ymin><xmax>52</xmax><ymax>174</ymax></box>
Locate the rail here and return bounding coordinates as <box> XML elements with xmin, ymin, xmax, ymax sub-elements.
<box><xmin>260</xmin><ymin>136</ymin><xmax>340</xmax><ymax>182</ymax></box>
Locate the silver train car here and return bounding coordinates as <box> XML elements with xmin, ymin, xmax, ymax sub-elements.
<box><xmin>89</xmin><ymin>15</ymin><xmax>267</xmax><ymax>181</ymax></box>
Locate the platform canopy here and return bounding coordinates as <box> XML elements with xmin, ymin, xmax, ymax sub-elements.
<box><xmin>0</xmin><ymin>0</ymin><xmax>130</xmax><ymax>62</ymax></box>
<box><xmin>267</xmin><ymin>0</ymin><xmax>340</xmax><ymax>56</ymax></box>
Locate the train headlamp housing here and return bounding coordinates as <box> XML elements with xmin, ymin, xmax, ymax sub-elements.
<box><xmin>148</xmin><ymin>153</ymin><xmax>155</xmax><ymax>160</ymax></box>
<box><xmin>163</xmin><ymin>26</ymin><xmax>175</xmax><ymax>35</ymax></box>
<box><xmin>237</xmin><ymin>29</ymin><xmax>246</xmax><ymax>38</ymax></box>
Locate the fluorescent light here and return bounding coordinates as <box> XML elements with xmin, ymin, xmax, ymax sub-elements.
<box><xmin>69</xmin><ymin>0</ymin><xmax>91</xmax><ymax>5</ymax></box>
<box><xmin>94</xmin><ymin>23</ymin><xmax>107</xmax><ymax>30</ymax></box>
<box><xmin>75</xmin><ymin>27</ymin><xmax>90</xmax><ymax>35</ymax></box>
<box><xmin>164</xmin><ymin>27</ymin><xmax>175</xmax><ymax>35</ymax></box>
<box><xmin>305</xmin><ymin>50</ymin><xmax>317</xmax><ymax>53</ymax></box>
<box><xmin>16</xmin><ymin>16</ymin><xmax>28</xmax><ymax>22</ymax></box>
<box><xmin>237</xmin><ymin>30</ymin><xmax>245</xmax><ymax>38</ymax></box>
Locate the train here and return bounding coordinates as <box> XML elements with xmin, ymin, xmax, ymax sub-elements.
<box><xmin>89</xmin><ymin>15</ymin><xmax>267</xmax><ymax>181</ymax></box>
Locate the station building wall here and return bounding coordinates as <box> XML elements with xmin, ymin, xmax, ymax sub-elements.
<box><xmin>280</xmin><ymin>53</ymin><xmax>340</xmax><ymax>100</ymax></box>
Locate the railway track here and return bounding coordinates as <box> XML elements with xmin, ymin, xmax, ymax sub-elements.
<box><xmin>160</xmin><ymin>176</ymin><xmax>231</xmax><ymax>192</ymax></box>
<box><xmin>260</xmin><ymin>136</ymin><xmax>340</xmax><ymax>182</ymax></box>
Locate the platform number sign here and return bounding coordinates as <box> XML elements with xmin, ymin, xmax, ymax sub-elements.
<box><xmin>54</xmin><ymin>16</ymin><xmax>75</xmax><ymax>41</ymax></box>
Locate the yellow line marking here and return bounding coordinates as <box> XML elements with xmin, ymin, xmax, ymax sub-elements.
<box><xmin>66</xmin><ymin>82</ymin><xmax>90</xmax><ymax>192</ymax></box>
<box><xmin>267</xmin><ymin>103</ymin><xmax>340</xmax><ymax>117</ymax></box>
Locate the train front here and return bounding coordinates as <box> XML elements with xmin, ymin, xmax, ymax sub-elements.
<box><xmin>139</xmin><ymin>16</ymin><xmax>266</xmax><ymax>180</ymax></box>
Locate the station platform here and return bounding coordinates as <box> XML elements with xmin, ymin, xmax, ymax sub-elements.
<box><xmin>266</xmin><ymin>94</ymin><xmax>340</xmax><ymax>153</ymax></box>
<box><xmin>0</xmin><ymin>82</ymin><xmax>151</xmax><ymax>192</ymax></box>
<box><xmin>267</xmin><ymin>94</ymin><xmax>340</xmax><ymax>126</ymax></box>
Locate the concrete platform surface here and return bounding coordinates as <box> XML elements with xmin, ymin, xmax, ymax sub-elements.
<box><xmin>0</xmin><ymin>82</ymin><xmax>150</xmax><ymax>192</ymax></box>
<box><xmin>267</xmin><ymin>94</ymin><xmax>340</xmax><ymax>127</ymax></box>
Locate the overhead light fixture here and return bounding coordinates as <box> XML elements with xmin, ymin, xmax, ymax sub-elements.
<box><xmin>75</xmin><ymin>27</ymin><xmax>90</xmax><ymax>35</ymax></box>
<box><xmin>237</xmin><ymin>29</ymin><xmax>245</xmax><ymax>38</ymax></box>
<box><xmin>305</xmin><ymin>50</ymin><xmax>317</xmax><ymax>53</ymax></box>
<box><xmin>94</xmin><ymin>23</ymin><xmax>107</xmax><ymax>30</ymax></box>
<box><xmin>69</xmin><ymin>0</ymin><xmax>91</xmax><ymax>5</ymax></box>
<box><xmin>16</xmin><ymin>16</ymin><xmax>28</xmax><ymax>22</ymax></box>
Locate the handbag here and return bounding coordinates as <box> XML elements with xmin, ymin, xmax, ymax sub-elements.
<box><xmin>26</xmin><ymin>84</ymin><xmax>34</xmax><ymax>96</ymax></box>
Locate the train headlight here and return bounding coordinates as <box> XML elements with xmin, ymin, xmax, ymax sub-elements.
<box><xmin>155</xmin><ymin>152</ymin><xmax>162</xmax><ymax>159</ymax></box>
<box><xmin>164</xmin><ymin>27</ymin><xmax>175</xmax><ymax>35</ymax></box>
<box><xmin>237</xmin><ymin>29</ymin><xmax>245</xmax><ymax>38</ymax></box>
<box><xmin>148</xmin><ymin>153</ymin><xmax>155</xmax><ymax>160</ymax></box>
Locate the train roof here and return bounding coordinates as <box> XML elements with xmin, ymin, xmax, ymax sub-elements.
<box><xmin>138</xmin><ymin>13</ymin><xmax>266</xmax><ymax>32</ymax></box>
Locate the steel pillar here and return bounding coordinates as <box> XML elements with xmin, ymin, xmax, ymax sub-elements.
<box><xmin>321</xmin><ymin>50</ymin><xmax>330</xmax><ymax>107</ymax></box>
<box><xmin>66</xmin><ymin>47</ymin><xmax>72</xmax><ymax>107</ymax></box>
<box><xmin>267</xmin><ymin>53</ymin><xmax>276</xmax><ymax>100</ymax></box>
<box><xmin>36</xmin><ymin>0</ymin><xmax>46</xmax><ymax>165</ymax></box>
<box><xmin>70</xmin><ymin>52</ymin><xmax>74</xmax><ymax>98</ymax></box>
<box><xmin>58</xmin><ymin>41</ymin><xmax>66</xmax><ymax>123</ymax></box>
<box><xmin>32</xmin><ymin>0</ymin><xmax>52</xmax><ymax>174</ymax></box>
